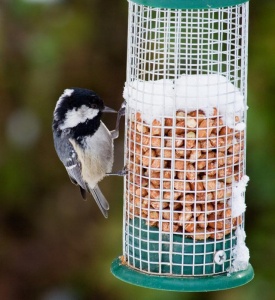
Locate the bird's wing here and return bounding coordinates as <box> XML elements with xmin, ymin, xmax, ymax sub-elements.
<box><xmin>53</xmin><ymin>130</ymin><xmax>87</xmax><ymax>193</ymax></box>
<box><xmin>53</xmin><ymin>131</ymin><xmax>110</xmax><ymax>217</ymax></box>
<box><xmin>64</xmin><ymin>146</ymin><xmax>87</xmax><ymax>191</ymax></box>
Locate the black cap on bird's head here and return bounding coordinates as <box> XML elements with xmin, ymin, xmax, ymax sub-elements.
<box><xmin>54</xmin><ymin>88</ymin><xmax>102</xmax><ymax>122</ymax></box>
<box><xmin>53</xmin><ymin>88</ymin><xmax>116</xmax><ymax>141</ymax></box>
<box><xmin>53</xmin><ymin>88</ymin><xmax>116</xmax><ymax>128</ymax></box>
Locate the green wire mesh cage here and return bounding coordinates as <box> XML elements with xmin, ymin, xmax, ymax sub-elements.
<box><xmin>111</xmin><ymin>0</ymin><xmax>254</xmax><ymax>291</ymax></box>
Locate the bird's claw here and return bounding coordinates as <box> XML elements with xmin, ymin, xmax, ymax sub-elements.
<box><xmin>107</xmin><ymin>165</ymin><xmax>128</xmax><ymax>176</ymax></box>
<box><xmin>112</xmin><ymin>100</ymin><xmax>126</xmax><ymax>139</ymax></box>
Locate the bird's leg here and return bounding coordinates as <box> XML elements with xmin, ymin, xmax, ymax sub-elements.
<box><xmin>107</xmin><ymin>165</ymin><xmax>128</xmax><ymax>176</ymax></box>
<box><xmin>111</xmin><ymin>101</ymin><xmax>126</xmax><ymax>139</ymax></box>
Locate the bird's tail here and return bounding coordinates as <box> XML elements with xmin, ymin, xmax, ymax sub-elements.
<box><xmin>90</xmin><ymin>185</ymin><xmax>110</xmax><ymax>218</ymax></box>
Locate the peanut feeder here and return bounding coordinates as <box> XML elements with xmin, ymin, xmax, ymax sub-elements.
<box><xmin>111</xmin><ymin>0</ymin><xmax>254</xmax><ymax>291</ymax></box>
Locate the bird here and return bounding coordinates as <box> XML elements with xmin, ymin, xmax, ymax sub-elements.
<box><xmin>52</xmin><ymin>87</ymin><xmax>125</xmax><ymax>218</ymax></box>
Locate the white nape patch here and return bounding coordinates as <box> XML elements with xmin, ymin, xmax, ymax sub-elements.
<box><xmin>60</xmin><ymin>105</ymin><xmax>99</xmax><ymax>130</ymax></box>
<box><xmin>54</xmin><ymin>89</ymin><xmax>74</xmax><ymax>120</ymax></box>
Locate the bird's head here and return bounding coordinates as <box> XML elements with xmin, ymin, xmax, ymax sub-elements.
<box><xmin>53</xmin><ymin>88</ymin><xmax>116</xmax><ymax>132</ymax></box>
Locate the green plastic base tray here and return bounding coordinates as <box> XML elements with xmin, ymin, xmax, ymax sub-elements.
<box><xmin>111</xmin><ymin>258</ymin><xmax>254</xmax><ymax>292</ymax></box>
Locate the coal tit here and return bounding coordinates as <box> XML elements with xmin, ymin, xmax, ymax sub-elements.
<box><xmin>52</xmin><ymin>88</ymin><xmax>125</xmax><ymax>218</ymax></box>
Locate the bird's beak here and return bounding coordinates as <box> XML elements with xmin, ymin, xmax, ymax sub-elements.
<box><xmin>103</xmin><ymin>106</ymin><xmax>117</xmax><ymax>113</ymax></box>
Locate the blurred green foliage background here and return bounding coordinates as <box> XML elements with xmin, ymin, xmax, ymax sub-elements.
<box><xmin>0</xmin><ymin>0</ymin><xmax>274</xmax><ymax>299</ymax></box>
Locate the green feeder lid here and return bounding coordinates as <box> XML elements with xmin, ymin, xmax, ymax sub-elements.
<box><xmin>129</xmin><ymin>0</ymin><xmax>249</xmax><ymax>9</ymax></box>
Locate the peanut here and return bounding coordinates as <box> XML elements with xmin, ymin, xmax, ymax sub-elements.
<box><xmin>193</xmin><ymin>204</ymin><xmax>202</xmax><ymax>217</ymax></box>
<box><xmin>214</xmin><ymin>190</ymin><xmax>225</xmax><ymax>201</ymax></box>
<box><xmin>162</xmin><ymin>222</ymin><xmax>180</xmax><ymax>232</ymax></box>
<box><xmin>165</xmin><ymin>117</ymin><xmax>173</xmax><ymax>127</ymax></box>
<box><xmin>208</xmin><ymin>228</ymin><xmax>224</xmax><ymax>240</ymax></box>
<box><xmin>135</xmin><ymin>112</ymin><xmax>142</xmax><ymax>122</ymax></box>
<box><xmin>206</xmin><ymin>161</ymin><xmax>217</xmax><ymax>176</ymax></box>
<box><xmin>165</xmin><ymin>138</ymin><xmax>173</xmax><ymax>148</ymax></box>
<box><xmin>176</xmin><ymin>110</ymin><xmax>185</xmax><ymax>121</ymax></box>
<box><xmin>227</xmin><ymin>154</ymin><xmax>240</xmax><ymax>165</ymax></box>
<box><xmin>175</xmin><ymin>121</ymin><xmax>185</xmax><ymax>135</ymax></box>
<box><xmin>197</xmin><ymin>158</ymin><xmax>207</xmax><ymax>170</ymax></box>
<box><xmin>147</xmin><ymin>211</ymin><xmax>159</xmax><ymax>226</ymax></box>
<box><xmin>177</xmin><ymin>149</ymin><xmax>191</xmax><ymax>158</ymax></box>
<box><xmin>189</xmin><ymin>228</ymin><xmax>211</xmax><ymax>240</ymax></box>
<box><xmin>151</xmin><ymin>157</ymin><xmax>164</xmax><ymax>169</ymax></box>
<box><xmin>201</xmin><ymin>203</ymin><xmax>214</xmax><ymax>214</ymax></box>
<box><xmin>219</xmin><ymin>126</ymin><xmax>233</xmax><ymax>136</ymax></box>
<box><xmin>172</xmin><ymin>200</ymin><xmax>183</xmax><ymax>210</ymax></box>
<box><xmin>176</xmin><ymin>171</ymin><xmax>184</xmax><ymax>180</ymax></box>
<box><xmin>185</xmin><ymin>218</ymin><xmax>195</xmax><ymax>233</ymax></box>
<box><xmin>197</xmin><ymin>119</ymin><xmax>214</xmax><ymax>138</ymax></box>
<box><xmin>186</xmin><ymin>163</ymin><xmax>196</xmax><ymax>180</ymax></box>
<box><xmin>163</xmin><ymin>180</ymin><xmax>171</xmax><ymax>189</ymax></box>
<box><xmin>209</xmin><ymin>134</ymin><xmax>225</xmax><ymax>149</ymax></box>
<box><xmin>199</xmin><ymin>139</ymin><xmax>213</xmax><ymax>151</ymax></box>
<box><xmin>163</xmin><ymin>170</ymin><xmax>174</xmax><ymax>179</ymax></box>
<box><xmin>151</xmin><ymin>201</ymin><xmax>169</xmax><ymax>210</ymax></box>
<box><xmin>175</xmin><ymin>159</ymin><xmax>185</xmax><ymax>170</ymax></box>
<box><xmin>182</xmin><ymin>194</ymin><xmax>195</xmax><ymax>206</ymax></box>
<box><xmin>128</xmin><ymin>203</ymin><xmax>139</xmax><ymax>216</ymax></box>
<box><xmin>228</xmin><ymin>143</ymin><xmax>241</xmax><ymax>154</ymax></box>
<box><xmin>218</xmin><ymin>166</ymin><xmax>233</xmax><ymax>178</ymax></box>
<box><xmin>202</xmin><ymin>176</ymin><xmax>217</xmax><ymax>191</ymax></box>
<box><xmin>136</xmin><ymin>122</ymin><xmax>149</xmax><ymax>134</ymax></box>
<box><xmin>175</xmin><ymin>135</ymin><xmax>184</xmax><ymax>147</ymax></box>
<box><xmin>174</xmin><ymin>180</ymin><xmax>191</xmax><ymax>192</ymax></box>
<box><xmin>189</xmin><ymin>181</ymin><xmax>204</xmax><ymax>191</ymax></box>
<box><xmin>196</xmin><ymin>191</ymin><xmax>214</xmax><ymax>202</ymax></box>
<box><xmin>149</xmin><ymin>171</ymin><xmax>160</xmax><ymax>187</ymax></box>
<box><xmin>165</xmin><ymin>136</ymin><xmax>184</xmax><ymax>148</ymax></box>
<box><xmin>235</xmin><ymin>130</ymin><xmax>245</xmax><ymax>140</ymax></box>
<box><xmin>142</xmin><ymin>149</ymin><xmax>156</xmax><ymax>167</ymax></box>
<box><xmin>142</xmin><ymin>199</ymin><xmax>149</xmax><ymax>209</ymax></box>
<box><xmin>185</xmin><ymin>132</ymin><xmax>196</xmax><ymax>149</ymax></box>
<box><xmin>163</xmin><ymin>149</ymin><xmax>172</xmax><ymax>158</ymax></box>
<box><xmin>151</xmin><ymin>136</ymin><xmax>162</xmax><ymax>148</ymax></box>
<box><xmin>151</xmin><ymin>119</ymin><xmax>162</xmax><ymax>136</ymax></box>
<box><xmin>133</xmin><ymin>175</ymin><xmax>149</xmax><ymax>187</ymax></box>
<box><xmin>135</xmin><ymin>187</ymin><xmax>148</xmax><ymax>197</ymax></box>
<box><xmin>148</xmin><ymin>188</ymin><xmax>160</xmax><ymax>200</ymax></box>
<box><xmin>212</xmin><ymin>117</ymin><xmax>223</xmax><ymax>131</ymax></box>
<box><xmin>197</xmin><ymin>213</ymin><xmax>208</xmax><ymax>228</ymax></box>
<box><xmin>186</xmin><ymin>117</ymin><xmax>197</xmax><ymax>128</ymax></box>
<box><xmin>177</xmin><ymin>207</ymin><xmax>193</xmax><ymax>225</ymax></box>
<box><xmin>141</xmin><ymin>135</ymin><xmax>150</xmax><ymax>147</ymax></box>
<box><xmin>127</xmin><ymin>108</ymin><xmax>243</xmax><ymax>240</ymax></box>
<box><xmin>189</xmin><ymin>150</ymin><xmax>202</xmax><ymax>162</ymax></box>
<box><xmin>208</xmin><ymin>213</ymin><xmax>224</xmax><ymax>230</ymax></box>
<box><xmin>163</xmin><ymin>191</ymin><xmax>182</xmax><ymax>201</ymax></box>
<box><xmin>162</xmin><ymin>211</ymin><xmax>180</xmax><ymax>221</ymax></box>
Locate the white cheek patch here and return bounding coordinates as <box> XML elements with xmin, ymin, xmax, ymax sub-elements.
<box><xmin>60</xmin><ymin>105</ymin><xmax>99</xmax><ymax>130</ymax></box>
